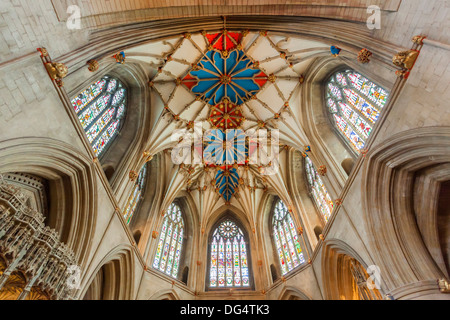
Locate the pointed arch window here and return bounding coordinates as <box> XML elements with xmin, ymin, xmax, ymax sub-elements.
<box><xmin>326</xmin><ymin>70</ymin><xmax>389</xmax><ymax>153</ymax></box>
<box><xmin>209</xmin><ymin>219</ymin><xmax>250</xmax><ymax>288</ymax></box>
<box><xmin>152</xmin><ymin>203</ymin><xmax>185</xmax><ymax>279</ymax></box>
<box><xmin>123</xmin><ymin>164</ymin><xmax>147</xmax><ymax>225</ymax></box>
<box><xmin>305</xmin><ymin>156</ymin><xmax>333</xmax><ymax>223</ymax></box>
<box><xmin>272</xmin><ymin>200</ymin><xmax>306</xmax><ymax>276</ymax></box>
<box><xmin>70</xmin><ymin>76</ymin><xmax>127</xmax><ymax>156</ymax></box>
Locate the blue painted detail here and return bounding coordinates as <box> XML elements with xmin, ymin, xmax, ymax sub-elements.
<box><xmin>330</xmin><ymin>46</ymin><xmax>342</xmax><ymax>56</ymax></box>
<box><xmin>203</xmin><ymin>129</ymin><xmax>247</xmax><ymax>166</ymax></box>
<box><xmin>189</xmin><ymin>50</ymin><xmax>264</xmax><ymax>105</ymax></box>
<box><xmin>203</xmin><ymin>129</ymin><xmax>250</xmax><ymax>201</ymax></box>
<box><xmin>215</xmin><ymin>168</ymin><xmax>240</xmax><ymax>202</ymax></box>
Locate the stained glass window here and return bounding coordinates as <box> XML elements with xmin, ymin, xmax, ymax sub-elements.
<box><xmin>325</xmin><ymin>70</ymin><xmax>389</xmax><ymax>153</ymax></box>
<box><xmin>152</xmin><ymin>203</ymin><xmax>185</xmax><ymax>279</ymax></box>
<box><xmin>209</xmin><ymin>219</ymin><xmax>250</xmax><ymax>288</ymax></box>
<box><xmin>272</xmin><ymin>200</ymin><xmax>306</xmax><ymax>275</ymax></box>
<box><xmin>123</xmin><ymin>164</ymin><xmax>147</xmax><ymax>225</ymax></box>
<box><xmin>71</xmin><ymin>76</ymin><xmax>127</xmax><ymax>156</ymax></box>
<box><xmin>305</xmin><ymin>156</ymin><xmax>333</xmax><ymax>223</ymax></box>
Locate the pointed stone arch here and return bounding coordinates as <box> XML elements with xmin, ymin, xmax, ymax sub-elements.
<box><xmin>146</xmin><ymin>195</ymin><xmax>199</xmax><ymax>285</ymax></box>
<box><xmin>278</xmin><ymin>286</ymin><xmax>312</xmax><ymax>300</ymax></box>
<box><xmin>362</xmin><ymin>127</ymin><xmax>450</xmax><ymax>299</ymax></box>
<box><xmin>65</xmin><ymin>62</ymin><xmax>152</xmax><ymax>195</ymax></box>
<box><xmin>203</xmin><ymin>207</ymin><xmax>256</xmax><ymax>291</ymax></box>
<box><xmin>0</xmin><ymin>137</ymin><xmax>97</xmax><ymax>267</ymax></box>
<box><xmin>148</xmin><ymin>289</ymin><xmax>180</xmax><ymax>300</ymax></box>
<box><xmin>80</xmin><ymin>245</ymin><xmax>135</xmax><ymax>300</ymax></box>
<box><xmin>321</xmin><ymin>239</ymin><xmax>380</xmax><ymax>300</ymax></box>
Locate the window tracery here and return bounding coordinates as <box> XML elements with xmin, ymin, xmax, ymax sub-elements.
<box><xmin>71</xmin><ymin>76</ymin><xmax>127</xmax><ymax>156</ymax></box>
<box><xmin>209</xmin><ymin>219</ymin><xmax>250</xmax><ymax>288</ymax></box>
<box><xmin>272</xmin><ymin>200</ymin><xmax>306</xmax><ymax>275</ymax></box>
<box><xmin>326</xmin><ymin>70</ymin><xmax>389</xmax><ymax>152</ymax></box>
<box><xmin>152</xmin><ymin>203</ymin><xmax>185</xmax><ymax>279</ymax></box>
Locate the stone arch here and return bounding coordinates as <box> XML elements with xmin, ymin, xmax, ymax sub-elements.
<box><xmin>80</xmin><ymin>245</ymin><xmax>135</xmax><ymax>300</ymax></box>
<box><xmin>278</xmin><ymin>286</ymin><xmax>312</xmax><ymax>300</ymax></box>
<box><xmin>146</xmin><ymin>194</ymin><xmax>199</xmax><ymax>285</ymax></box>
<box><xmin>341</xmin><ymin>158</ymin><xmax>355</xmax><ymax>176</ymax></box>
<box><xmin>262</xmin><ymin>194</ymin><xmax>310</xmax><ymax>282</ymax></box>
<box><xmin>127</xmin><ymin>154</ymin><xmax>161</xmax><ymax>254</ymax></box>
<box><xmin>301</xmin><ymin>57</ymin><xmax>396</xmax><ymax>194</ymax></box>
<box><xmin>287</xmin><ymin>149</ymin><xmax>323</xmax><ymax>248</ymax></box>
<box><xmin>133</xmin><ymin>231</ymin><xmax>142</xmax><ymax>245</ymax></box>
<box><xmin>173</xmin><ymin>196</ymin><xmax>198</xmax><ymax>285</ymax></box>
<box><xmin>321</xmin><ymin>239</ymin><xmax>380</xmax><ymax>300</ymax></box>
<box><xmin>257</xmin><ymin>193</ymin><xmax>281</xmax><ymax>285</ymax></box>
<box><xmin>65</xmin><ymin>62</ymin><xmax>151</xmax><ymax>195</ymax></box>
<box><xmin>102</xmin><ymin>164</ymin><xmax>115</xmax><ymax>181</ymax></box>
<box><xmin>148</xmin><ymin>289</ymin><xmax>180</xmax><ymax>300</ymax></box>
<box><xmin>314</xmin><ymin>226</ymin><xmax>323</xmax><ymax>241</ymax></box>
<box><xmin>0</xmin><ymin>137</ymin><xmax>96</xmax><ymax>266</ymax></box>
<box><xmin>203</xmin><ymin>206</ymin><xmax>257</xmax><ymax>291</ymax></box>
<box><xmin>362</xmin><ymin>127</ymin><xmax>450</xmax><ymax>299</ymax></box>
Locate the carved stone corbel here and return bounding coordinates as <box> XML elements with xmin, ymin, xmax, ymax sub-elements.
<box><xmin>392</xmin><ymin>50</ymin><xmax>419</xmax><ymax>70</ymax></box>
<box><xmin>438</xmin><ymin>279</ymin><xmax>450</xmax><ymax>293</ymax></box>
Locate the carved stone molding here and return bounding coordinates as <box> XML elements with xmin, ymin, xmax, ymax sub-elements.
<box><xmin>0</xmin><ymin>178</ymin><xmax>77</xmax><ymax>300</ymax></box>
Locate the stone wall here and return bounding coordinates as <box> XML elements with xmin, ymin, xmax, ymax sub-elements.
<box><xmin>0</xmin><ymin>0</ymin><xmax>448</xmax><ymax>300</ymax></box>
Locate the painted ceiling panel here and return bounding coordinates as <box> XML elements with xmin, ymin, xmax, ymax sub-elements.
<box><xmin>245</xmin><ymin>36</ymin><xmax>280</xmax><ymax>61</ymax></box>
<box><xmin>122</xmin><ymin>26</ymin><xmax>329</xmax><ymax>205</ymax></box>
<box><xmin>171</xmin><ymin>38</ymin><xmax>202</xmax><ymax>63</ymax></box>
<box><xmin>153</xmin><ymin>81</ymin><xmax>177</xmax><ymax>102</ymax></box>
<box><xmin>164</xmin><ymin>60</ymin><xmax>191</xmax><ymax>78</ymax></box>
<box><xmin>257</xmin><ymin>84</ymin><xmax>285</xmax><ymax>111</ymax></box>
<box><xmin>169</xmin><ymin>86</ymin><xmax>196</xmax><ymax>115</ymax></box>
<box><xmin>260</xmin><ymin>58</ymin><xmax>289</xmax><ymax>75</ymax></box>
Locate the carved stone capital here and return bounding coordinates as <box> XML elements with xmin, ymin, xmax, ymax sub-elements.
<box><xmin>438</xmin><ymin>279</ymin><xmax>450</xmax><ymax>293</ymax></box>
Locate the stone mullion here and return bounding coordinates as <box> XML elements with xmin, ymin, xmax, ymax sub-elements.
<box><xmin>84</xmin><ymin>90</ymin><xmax>122</xmax><ymax>137</ymax></box>
<box><xmin>89</xmin><ymin>90</ymin><xmax>127</xmax><ymax>150</ymax></box>
<box><xmin>343</xmin><ymin>73</ymin><xmax>380</xmax><ymax>124</ymax></box>
<box><xmin>337</xmin><ymin>100</ymin><xmax>368</xmax><ymax>143</ymax></box>
<box><xmin>345</xmin><ymin>72</ymin><xmax>384</xmax><ymax>113</ymax></box>
<box><xmin>333</xmin><ymin>84</ymin><xmax>368</xmax><ymax>143</ymax></box>
<box><xmin>75</xmin><ymin>79</ymin><xmax>109</xmax><ymax>116</ymax></box>
<box><xmin>89</xmin><ymin>117</ymin><xmax>116</xmax><ymax>153</ymax></box>
<box><xmin>279</xmin><ymin>218</ymin><xmax>292</xmax><ymax>272</ymax></box>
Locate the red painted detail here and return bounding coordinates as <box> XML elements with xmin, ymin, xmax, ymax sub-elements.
<box><xmin>209</xmin><ymin>102</ymin><xmax>244</xmax><ymax>130</ymax></box>
<box><xmin>224</xmin><ymin>33</ymin><xmax>241</xmax><ymax>50</ymax></box>
<box><xmin>248</xmin><ymin>142</ymin><xmax>258</xmax><ymax>157</ymax></box>
<box><xmin>182</xmin><ymin>74</ymin><xmax>198</xmax><ymax>90</ymax></box>
<box><xmin>207</xmin><ymin>32</ymin><xmax>242</xmax><ymax>51</ymax></box>
<box><xmin>213</xmin><ymin>36</ymin><xmax>225</xmax><ymax>51</ymax></box>
<box><xmin>206</xmin><ymin>33</ymin><xmax>220</xmax><ymax>45</ymax></box>
<box><xmin>254</xmin><ymin>71</ymin><xmax>268</xmax><ymax>88</ymax></box>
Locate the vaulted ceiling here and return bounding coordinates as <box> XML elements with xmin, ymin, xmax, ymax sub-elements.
<box><xmin>51</xmin><ymin>0</ymin><xmax>402</xmax><ymax>28</ymax></box>
<box><xmin>121</xmin><ymin>26</ymin><xmax>331</xmax><ymax>226</ymax></box>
